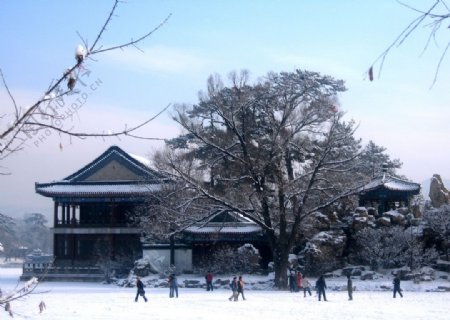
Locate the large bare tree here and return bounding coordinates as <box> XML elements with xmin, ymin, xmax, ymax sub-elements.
<box><xmin>0</xmin><ymin>0</ymin><xmax>171</xmax><ymax>170</ymax></box>
<box><xmin>152</xmin><ymin>70</ymin><xmax>367</xmax><ymax>288</ymax></box>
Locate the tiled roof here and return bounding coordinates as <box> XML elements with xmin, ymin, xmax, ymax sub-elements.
<box><xmin>183</xmin><ymin>210</ymin><xmax>262</xmax><ymax>235</ymax></box>
<box><xmin>360</xmin><ymin>174</ymin><xmax>420</xmax><ymax>193</ymax></box>
<box><xmin>64</xmin><ymin>146</ymin><xmax>164</xmax><ymax>182</ymax></box>
<box><xmin>35</xmin><ymin>146</ymin><xmax>168</xmax><ymax>198</ymax></box>
<box><xmin>36</xmin><ymin>182</ymin><xmax>161</xmax><ymax>197</ymax></box>
<box><xmin>184</xmin><ymin>224</ymin><xmax>262</xmax><ymax>235</ymax></box>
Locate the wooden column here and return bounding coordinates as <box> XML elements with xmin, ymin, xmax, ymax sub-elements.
<box><xmin>66</xmin><ymin>205</ymin><xmax>70</xmax><ymax>224</ymax></box>
<box><xmin>62</xmin><ymin>204</ymin><xmax>66</xmax><ymax>224</ymax></box>
<box><xmin>170</xmin><ymin>235</ymin><xmax>175</xmax><ymax>266</ymax></box>
<box><xmin>54</xmin><ymin>202</ymin><xmax>58</xmax><ymax>227</ymax></box>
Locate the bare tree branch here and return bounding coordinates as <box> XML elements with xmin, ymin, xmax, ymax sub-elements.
<box><xmin>369</xmin><ymin>0</ymin><xmax>450</xmax><ymax>84</ymax></box>
<box><xmin>0</xmin><ymin>1</ymin><xmax>172</xmax><ymax>161</ymax></box>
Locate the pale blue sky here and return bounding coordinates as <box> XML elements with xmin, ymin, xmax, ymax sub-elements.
<box><xmin>0</xmin><ymin>0</ymin><xmax>449</xmax><ymax>218</ymax></box>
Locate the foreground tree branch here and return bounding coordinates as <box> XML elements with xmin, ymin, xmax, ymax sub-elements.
<box><xmin>368</xmin><ymin>0</ymin><xmax>449</xmax><ymax>85</ymax></box>
<box><xmin>0</xmin><ymin>0</ymin><xmax>172</xmax><ymax>162</ymax></box>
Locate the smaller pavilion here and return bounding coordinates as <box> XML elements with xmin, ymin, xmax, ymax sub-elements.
<box><xmin>358</xmin><ymin>173</ymin><xmax>421</xmax><ymax>215</ymax></box>
<box><xmin>181</xmin><ymin>210</ymin><xmax>271</xmax><ymax>268</ymax></box>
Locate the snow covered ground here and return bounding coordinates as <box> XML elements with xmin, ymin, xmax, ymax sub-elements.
<box><xmin>1</xmin><ymin>267</ymin><xmax>449</xmax><ymax>320</ymax></box>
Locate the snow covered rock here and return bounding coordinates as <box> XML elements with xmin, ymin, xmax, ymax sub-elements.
<box><xmin>132</xmin><ymin>258</ymin><xmax>159</xmax><ymax>277</ymax></box>
<box><xmin>429</xmin><ymin>174</ymin><xmax>450</xmax><ymax>208</ymax></box>
<box><xmin>383</xmin><ymin>210</ymin><xmax>406</xmax><ymax>225</ymax></box>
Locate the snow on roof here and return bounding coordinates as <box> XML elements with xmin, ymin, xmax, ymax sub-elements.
<box><xmin>64</xmin><ymin>146</ymin><xmax>164</xmax><ymax>182</ymax></box>
<box><xmin>129</xmin><ymin>153</ymin><xmax>151</xmax><ymax>167</ymax></box>
<box><xmin>184</xmin><ymin>224</ymin><xmax>262</xmax><ymax>234</ymax></box>
<box><xmin>36</xmin><ymin>183</ymin><xmax>161</xmax><ymax>197</ymax></box>
<box><xmin>360</xmin><ymin>174</ymin><xmax>420</xmax><ymax>193</ymax></box>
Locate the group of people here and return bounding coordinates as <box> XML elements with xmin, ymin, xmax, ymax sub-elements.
<box><xmin>134</xmin><ymin>271</ymin><xmax>404</xmax><ymax>302</ymax></box>
<box><xmin>134</xmin><ymin>273</ymin><xmax>179</xmax><ymax>302</ymax></box>
<box><xmin>288</xmin><ymin>271</ymin><xmax>313</xmax><ymax>297</ymax></box>
<box><xmin>229</xmin><ymin>275</ymin><xmax>246</xmax><ymax>301</ymax></box>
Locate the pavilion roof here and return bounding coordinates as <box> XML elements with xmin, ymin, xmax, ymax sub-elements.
<box><xmin>359</xmin><ymin>174</ymin><xmax>420</xmax><ymax>193</ymax></box>
<box><xmin>35</xmin><ymin>146</ymin><xmax>168</xmax><ymax>198</ymax></box>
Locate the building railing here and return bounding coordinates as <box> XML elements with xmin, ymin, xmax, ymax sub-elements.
<box><xmin>23</xmin><ymin>265</ymin><xmax>103</xmax><ymax>274</ymax></box>
<box><xmin>55</xmin><ymin>219</ymin><xmax>136</xmax><ymax>228</ymax></box>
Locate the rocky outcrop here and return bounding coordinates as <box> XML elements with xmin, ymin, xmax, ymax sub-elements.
<box><xmin>429</xmin><ymin>174</ymin><xmax>450</xmax><ymax>208</ymax></box>
<box><xmin>299</xmin><ymin>211</ymin><xmax>331</xmax><ymax>239</ymax></box>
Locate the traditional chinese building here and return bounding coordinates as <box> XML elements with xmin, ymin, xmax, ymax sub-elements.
<box><xmin>34</xmin><ymin>146</ymin><xmax>271</xmax><ymax>280</ymax></box>
<box><xmin>358</xmin><ymin>173</ymin><xmax>421</xmax><ymax>215</ymax></box>
<box><xmin>35</xmin><ymin>146</ymin><xmax>167</xmax><ymax>280</ymax></box>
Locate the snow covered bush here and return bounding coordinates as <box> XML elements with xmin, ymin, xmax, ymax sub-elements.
<box><xmin>423</xmin><ymin>204</ymin><xmax>450</xmax><ymax>260</ymax></box>
<box><xmin>355</xmin><ymin>226</ymin><xmax>438</xmax><ymax>270</ymax></box>
<box><xmin>195</xmin><ymin>244</ymin><xmax>261</xmax><ymax>274</ymax></box>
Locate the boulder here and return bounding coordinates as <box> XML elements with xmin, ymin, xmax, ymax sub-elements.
<box><xmin>397</xmin><ymin>207</ymin><xmax>409</xmax><ymax>215</ymax></box>
<box><xmin>360</xmin><ymin>271</ymin><xmax>375</xmax><ymax>281</ymax></box>
<box><xmin>342</xmin><ymin>266</ymin><xmax>365</xmax><ymax>276</ymax></box>
<box><xmin>429</xmin><ymin>174</ymin><xmax>450</xmax><ymax>208</ymax></box>
<box><xmin>383</xmin><ymin>210</ymin><xmax>406</xmax><ymax>225</ymax></box>
<box><xmin>367</xmin><ymin>207</ymin><xmax>377</xmax><ymax>217</ymax></box>
<box><xmin>376</xmin><ymin>217</ymin><xmax>391</xmax><ymax>227</ymax></box>
<box><xmin>299</xmin><ymin>211</ymin><xmax>331</xmax><ymax>239</ymax></box>
<box><xmin>352</xmin><ymin>216</ymin><xmax>368</xmax><ymax>231</ymax></box>
<box><xmin>355</xmin><ymin>207</ymin><xmax>369</xmax><ymax>217</ymax></box>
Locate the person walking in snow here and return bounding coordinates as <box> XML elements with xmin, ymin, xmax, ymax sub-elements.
<box><xmin>393</xmin><ymin>275</ymin><xmax>403</xmax><ymax>298</ymax></box>
<box><xmin>205</xmin><ymin>271</ymin><xmax>214</xmax><ymax>291</ymax></box>
<box><xmin>296</xmin><ymin>271</ymin><xmax>303</xmax><ymax>293</ymax></box>
<box><xmin>347</xmin><ymin>274</ymin><xmax>353</xmax><ymax>301</ymax></box>
<box><xmin>168</xmin><ymin>273</ymin><xmax>179</xmax><ymax>298</ymax></box>
<box><xmin>289</xmin><ymin>271</ymin><xmax>297</xmax><ymax>292</ymax></box>
<box><xmin>236</xmin><ymin>275</ymin><xmax>246</xmax><ymax>301</ymax></box>
<box><xmin>135</xmin><ymin>277</ymin><xmax>148</xmax><ymax>302</ymax></box>
<box><xmin>316</xmin><ymin>275</ymin><xmax>327</xmax><ymax>301</ymax></box>
<box><xmin>229</xmin><ymin>276</ymin><xmax>238</xmax><ymax>301</ymax></box>
<box><xmin>302</xmin><ymin>277</ymin><xmax>312</xmax><ymax>297</ymax></box>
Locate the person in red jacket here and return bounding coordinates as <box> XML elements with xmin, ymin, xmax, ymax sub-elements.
<box><xmin>296</xmin><ymin>271</ymin><xmax>303</xmax><ymax>293</ymax></box>
<box><xmin>205</xmin><ymin>271</ymin><xmax>214</xmax><ymax>291</ymax></box>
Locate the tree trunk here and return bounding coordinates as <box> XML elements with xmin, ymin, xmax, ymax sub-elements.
<box><xmin>272</xmin><ymin>246</ymin><xmax>291</xmax><ymax>289</ymax></box>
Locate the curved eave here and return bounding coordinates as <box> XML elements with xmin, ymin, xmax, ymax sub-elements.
<box><xmin>361</xmin><ymin>184</ymin><xmax>420</xmax><ymax>194</ymax></box>
<box><xmin>360</xmin><ymin>175</ymin><xmax>420</xmax><ymax>194</ymax></box>
<box><xmin>183</xmin><ymin>226</ymin><xmax>263</xmax><ymax>235</ymax></box>
<box><xmin>35</xmin><ymin>182</ymin><xmax>162</xmax><ymax>198</ymax></box>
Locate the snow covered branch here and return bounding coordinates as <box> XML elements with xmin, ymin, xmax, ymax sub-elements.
<box><xmin>0</xmin><ymin>0</ymin><xmax>171</xmax><ymax>163</ymax></box>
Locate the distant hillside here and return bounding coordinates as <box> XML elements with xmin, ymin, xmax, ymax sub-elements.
<box><xmin>420</xmin><ymin>177</ymin><xmax>450</xmax><ymax>199</ymax></box>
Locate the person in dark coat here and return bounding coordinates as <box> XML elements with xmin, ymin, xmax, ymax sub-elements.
<box><xmin>236</xmin><ymin>275</ymin><xmax>246</xmax><ymax>300</ymax></box>
<box><xmin>393</xmin><ymin>275</ymin><xmax>403</xmax><ymax>298</ymax></box>
<box><xmin>205</xmin><ymin>271</ymin><xmax>214</xmax><ymax>291</ymax></box>
<box><xmin>289</xmin><ymin>271</ymin><xmax>297</xmax><ymax>292</ymax></box>
<box><xmin>316</xmin><ymin>275</ymin><xmax>327</xmax><ymax>301</ymax></box>
<box><xmin>135</xmin><ymin>277</ymin><xmax>148</xmax><ymax>302</ymax></box>
<box><xmin>229</xmin><ymin>276</ymin><xmax>238</xmax><ymax>301</ymax></box>
<box><xmin>347</xmin><ymin>274</ymin><xmax>353</xmax><ymax>301</ymax></box>
<box><xmin>168</xmin><ymin>273</ymin><xmax>179</xmax><ymax>298</ymax></box>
